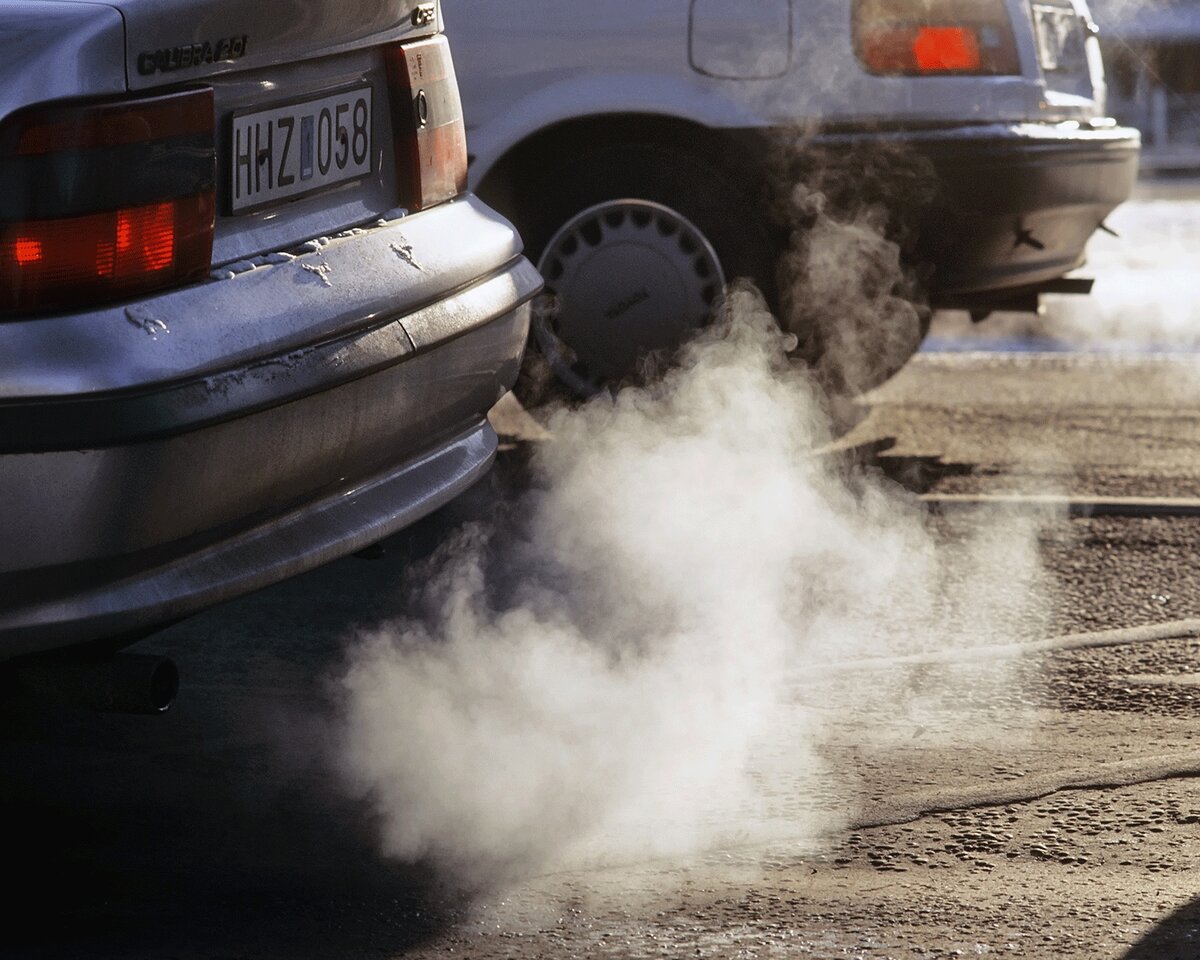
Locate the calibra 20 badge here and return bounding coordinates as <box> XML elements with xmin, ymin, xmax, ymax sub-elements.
<box><xmin>138</xmin><ymin>36</ymin><xmax>249</xmax><ymax>76</ymax></box>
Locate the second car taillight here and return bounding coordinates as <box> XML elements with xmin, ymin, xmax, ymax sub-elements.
<box><xmin>0</xmin><ymin>89</ymin><xmax>216</xmax><ymax>316</ymax></box>
<box><xmin>853</xmin><ymin>0</ymin><xmax>1021</xmax><ymax>76</ymax></box>
<box><xmin>384</xmin><ymin>35</ymin><xmax>468</xmax><ymax>211</ymax></box>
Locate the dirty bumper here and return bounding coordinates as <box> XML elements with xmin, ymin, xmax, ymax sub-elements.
<box><xmin>0</xmin><ymin>199</ymin><xmax>541</xmax><ymax>656</ymax></box>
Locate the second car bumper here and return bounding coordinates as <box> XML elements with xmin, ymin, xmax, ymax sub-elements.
<box><xmin>800</xmin><ymin>121</ymin><xmax>1141</xmax><ymax>302</ymax></box>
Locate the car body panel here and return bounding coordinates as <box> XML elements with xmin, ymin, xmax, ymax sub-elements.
<box><xmin>451</xmin><ymin>0</ymin><xmax>1111</xmax><ymax>188</ymax></box>
<box><xmin>110</xmin><ymin>0</ymin><xmax>444</xmax><ymax>261</ymax></box>
<box><xmin>0</xmin><ymin>241</ymin><xmax>538</xmax><ymax>651</ymax></box>
<box><xmin>32</xmin><ymin>0</ymin><xmax>441</xmax><ymax>90</ymax></box>
<box><xmin>451</xmin><ymin>0</ymin><xmax>1136</xmax><ymax>312</ymax></box>
<box><xmin>119</xmin><ymin>0</ymin><xmax>440</xmax><ymax>91</ymax></box>
<box><xmin>0</xmin><ymin>2</ymin><xmax>126</xmax><ymax>104</ymax></box>
<box><xmin>0</xmin><ymin>1</ymin><xmax>451</xmax><ymax>271</ymax></box>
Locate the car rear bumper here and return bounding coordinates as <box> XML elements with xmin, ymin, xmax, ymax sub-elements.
<box><xmin>2</xmin><ymin>419</ymin><xmax>504</xmax><ymax>659</ymax></box>
<box><xmin>0</xmin><ymin>196</ymin><xmax>541</xmax><ymax>657</ymax></box>
<box><xmin>797</xmin><ymin>121</ymin><xmax>1141</xmax><ymax>302</ymax></box>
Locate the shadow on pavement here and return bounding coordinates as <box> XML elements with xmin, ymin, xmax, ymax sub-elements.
<box><xmin>1123</xmin><ymin>896</ymin><xmax>1200</xmax><ymax>960</ymax></box>
<box><xmin>0</xmin><ymin>687</ymin><xmax>466</xmax><ymax>960</ymax></box>
<box><xmin>0</xmin><ymin>461</ymin><xmax>538</xmax><ymax>960</ymax></box>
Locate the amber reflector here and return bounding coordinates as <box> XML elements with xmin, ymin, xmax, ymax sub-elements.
<box><xmin>384</xmin><ymin>35</ymin><xmax>469</xmax><ymax>211</ymax></box>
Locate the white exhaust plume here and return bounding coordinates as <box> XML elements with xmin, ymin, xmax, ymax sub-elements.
<box><xmin>781</xmin><ymin>181</ymin><xmax>927</xmax><ymax>400</ymax></box>
<box><xmin>1041</xmin><ymin>194</ymin><xmax>1200</xmax><ymax>350</ymax></box>
<box><xmin>336</xmin><ymin>288</ymin><xmax>835</xmax><ymax>880</ymax></box>
<box><xmin>332</xmin><ymin>265</ymin><xmax>1049</xmax><ymax>887</ymax></box>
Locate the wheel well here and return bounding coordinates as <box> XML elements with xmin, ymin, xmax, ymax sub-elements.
<box><xmin>475</xmin><ymin>114</ymin><xmax>765</xmax><ymax>225</ymax></box>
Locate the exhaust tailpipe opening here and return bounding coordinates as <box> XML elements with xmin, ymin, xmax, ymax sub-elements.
<box><xmin>15</xmin><ymin>653</ymin><xmax>180</xmax><ymax>715</ymax></box>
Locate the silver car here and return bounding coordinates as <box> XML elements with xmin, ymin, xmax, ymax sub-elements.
<box><xmin>0</xmin><ymin>1</ymin><xmax>540</xmax><ymax>680</ymax></box>
<box><xmin>451</xmin><ymin>0</ymin><xmax>1140</xmax><ymax>395</ymax></box>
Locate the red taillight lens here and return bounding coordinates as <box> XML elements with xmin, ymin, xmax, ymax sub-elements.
<box><xmin>0</xmin><ymin>195</ymin><xmax>215</xmax><ymax>314</ymax></box>
<box><xmin>0</xmin><ymin>88</ymin><xmax>215</xmax><ymax>316</ymax></box>
<box><xmin>914</xmin><ymin>26</ymin><xmax>982</xmax><ymax>71</ymax></box>
<box><xmin>384</xmin><ymin>35</ymin><xmax>469</xmax><ymax>211</ymax></box>
<box><xmin>853</xmin><ymin>0</ymin><xmax>1020</xmax><ymax>76</ymax></box>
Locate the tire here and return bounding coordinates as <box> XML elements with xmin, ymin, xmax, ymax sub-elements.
<box><xmin>484</xmin><ymin>136</ymin><xmax>930</xmax><ymax>405</ymax></box>
<box><xmin>485</xmin><ymin>140</ymin><xmax>778</xmax><ymax>398</ymax></box>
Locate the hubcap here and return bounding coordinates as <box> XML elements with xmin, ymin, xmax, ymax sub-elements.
<box><xmin>534</xmin><ymin>199</ymin><xmax>726</xmax><ymax>395</ymax></box>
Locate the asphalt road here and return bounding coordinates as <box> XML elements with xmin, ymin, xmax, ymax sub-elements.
<box><xmin>6</xmin><ymin>190</ymin><xmax>1200</xmax><ymax>960</ymax></box>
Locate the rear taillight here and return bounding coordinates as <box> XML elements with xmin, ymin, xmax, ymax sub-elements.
<box><xmin>853</xmin><ymin>0</ymin><xmax>1021</xmax><ymax>76</ymax></box>
<box><xmin>0</xmin><ymin>88</ymin><xmax>215</xmax><ymax>316</ymax></box>
<box><xmin>384</xmin><ymin>35</ymin><xmax>468</xmax><ymax>211</ymax></box>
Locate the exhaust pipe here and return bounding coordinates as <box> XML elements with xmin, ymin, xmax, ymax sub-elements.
<box><xmin>15</xmin><ymin>653</ymin><xmax>180</xmax><ymax>715</ymax></box>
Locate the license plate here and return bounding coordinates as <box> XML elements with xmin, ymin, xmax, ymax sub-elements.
<box><xmin>1031</xmin><ymin>4</ymin><xmax>1086</xmax><ymax>72</ymax></box>
<box><xmin>230</xmin><ymin>86</ymin><xmax>373</xmax><ymax>213</ymax></box>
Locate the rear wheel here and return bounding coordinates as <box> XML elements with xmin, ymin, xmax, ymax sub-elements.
<box><xmin>486</xmin><ymin>140</ymin><xmax>777</xmax><ymax>398</ymax></box>
<box><xmin>536</xmin><ymin>199</ymin><xmax>726</xmax><ymax>395</ymax></box>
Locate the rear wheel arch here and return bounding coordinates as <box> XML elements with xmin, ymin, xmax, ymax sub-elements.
<box><xmin>478</xmin><ymin>114</ymin><xmax>785</xmax><ymax>397</ymax></box>
<box><xmin>475</xmin><ymin>113</ymin><xmax>776</xmax><ymax>259</ymax></box>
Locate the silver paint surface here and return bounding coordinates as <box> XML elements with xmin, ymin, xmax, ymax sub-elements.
<box><xmin>0</xmin><ymin>2</ymin><xmax>125</xmax><ymax>104</ymax></box>
<box><xmin>448</xmin><ymin>0</ymin><xmax>1110</xmax><ymax>187</ymax></box>
<box><xmin>114</xmin><ymin>0</ymin><xmax>439</xmax><ymax>91</ymax></box>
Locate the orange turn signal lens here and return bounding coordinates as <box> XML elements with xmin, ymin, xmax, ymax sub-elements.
<box><xmin>384</xmin><ymin>35</ymin><xmax>469</xmax><ymax>211</ymax></box>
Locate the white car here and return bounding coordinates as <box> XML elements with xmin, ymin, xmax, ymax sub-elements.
<box><xmin>0</xmin><ymin>0</ymin><xmax>540</xmax><ymax>708</ymax></box>
<box><xmin>450</xmin><ymin>0</ymin><xmax>1139</xmax><ymax>394</ymax></box>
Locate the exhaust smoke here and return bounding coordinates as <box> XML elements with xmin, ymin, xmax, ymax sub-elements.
<box><xmin>1041</xmin><ymin>193</ymin><xmax>1200</xmax><ymax>350</ymax></box>
<box><xmin>778</xmin><ymin>180</ymin><xmax>930</xmax><ymax>403</ymax></box>
<box><xmin>332</xmin><ymin>189</ymin><xmax>1051</xmax><ymax>887</ymax></box>
<box><xmin>768</xmin><ymin>134</ymin><xmax>939</xmax><ymax>409</ymax></box>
